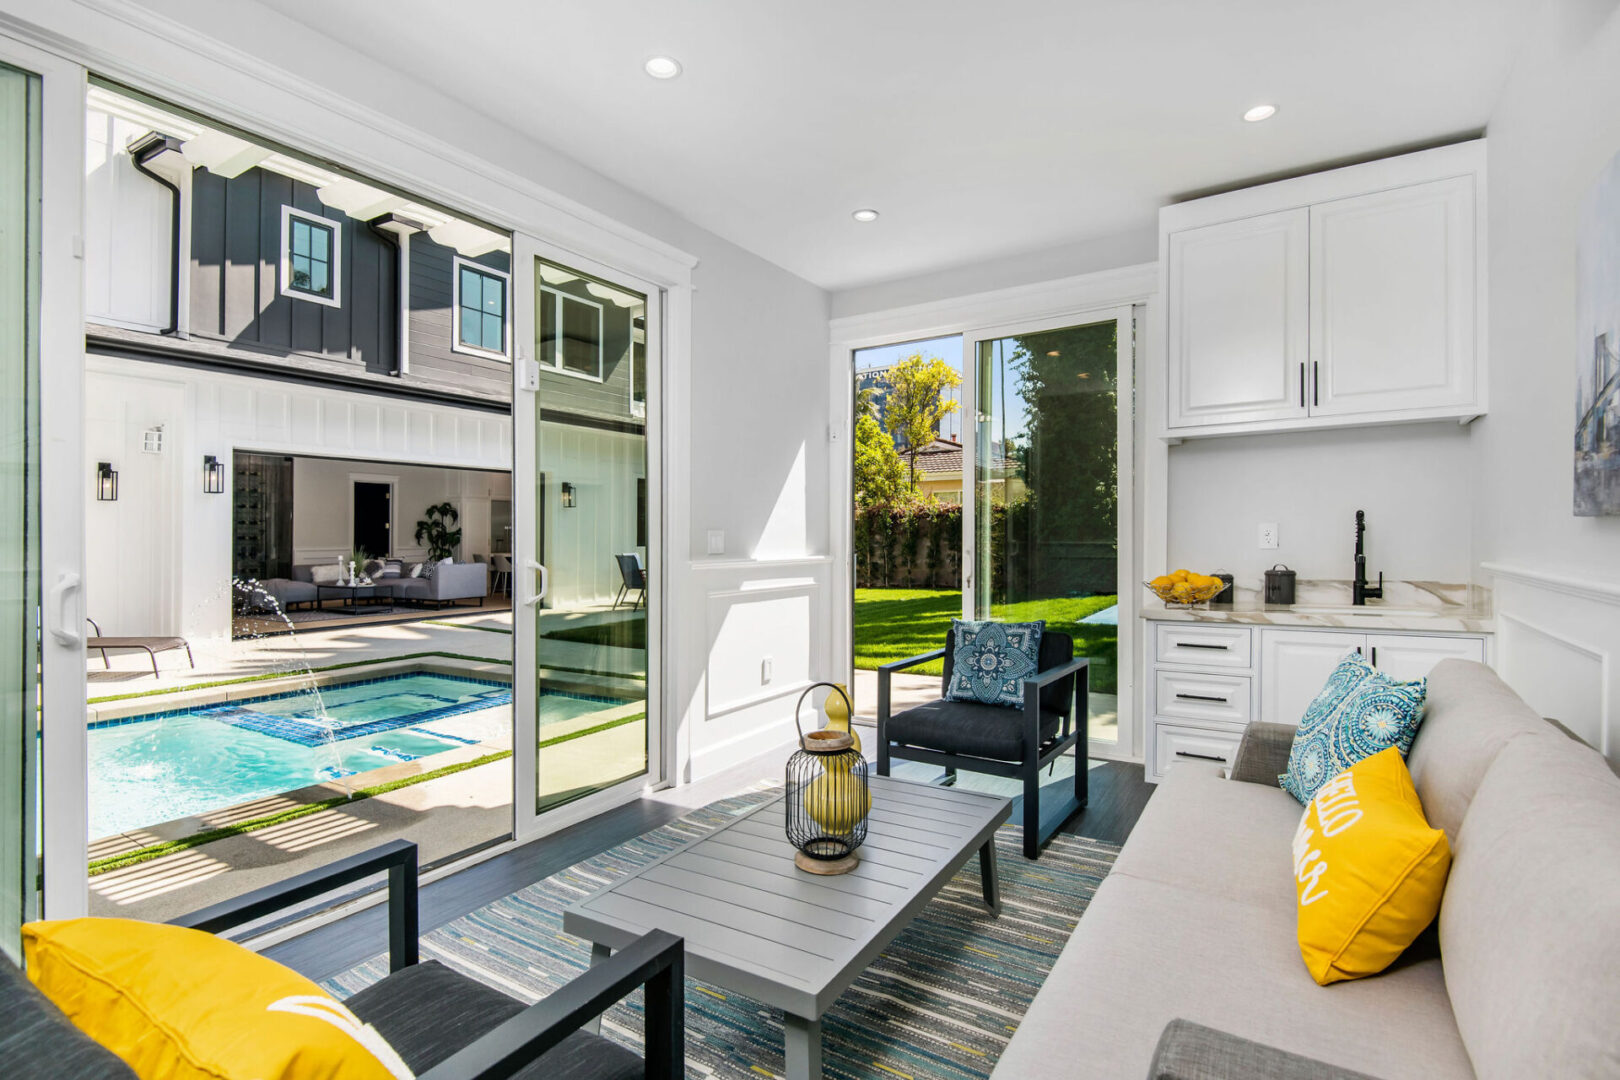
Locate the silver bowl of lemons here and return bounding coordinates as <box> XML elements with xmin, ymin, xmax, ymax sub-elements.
<box><xmin>1145</xmin><ymin>570</ymin><xmax>1227</xmax><ymax>607</ymax></box>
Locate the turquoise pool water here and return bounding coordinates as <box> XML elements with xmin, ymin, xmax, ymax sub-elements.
<box><xmin>88</xmin><ymin>674</ymin><xmax>614</xmax><ymax>838</ymax></box>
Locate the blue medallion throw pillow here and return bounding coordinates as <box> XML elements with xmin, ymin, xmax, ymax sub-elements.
<box><xmin>946</xmin><ymin>619</ymin><xmax>1045</xmax><ymax>708</ymax></box>
<box><xmin>1280</xmin><ymin>650</ymin><xmax>1428</xmax><ymax>805</ymax></box>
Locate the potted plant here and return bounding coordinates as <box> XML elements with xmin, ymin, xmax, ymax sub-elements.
<box><xmin>414</xmin><ymin>502</ymin><xmax>462</xmax><ymax>561</ymax></box>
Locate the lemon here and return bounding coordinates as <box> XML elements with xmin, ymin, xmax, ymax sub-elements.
<box><xmin>1150</xmin><ymin>574</ymin><xmax>1175</xmax><ymax>591</ymax></box>
<box><xmin>1170</xmin><ymin>569</ymin><xmax>1191</xmax><ymax>582</ymax></box>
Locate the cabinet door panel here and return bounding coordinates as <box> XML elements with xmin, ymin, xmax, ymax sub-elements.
<box><xmin>1259</xmin><ymin>629</ymin><xmax>1366</xmax><ymax>726</ymax></box>
<box><xmin>1310</xmin><ymin>176</ymin><xmax>1475</xmax><ymax>415</ymax></box>
<box><xmin>1366</xmin><ymin>634</ymin><xmax>1485</xmax><ymax>682</ymax></box>
<box><xmin>1167</xmin><ymin>209</ymin><xmax>1309</xmax><ymax>428</ymax></box>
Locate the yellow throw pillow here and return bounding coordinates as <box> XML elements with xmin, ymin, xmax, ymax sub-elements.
<box><xmin>1291</xmin><ymin>746</ymin><xmax>1451</xmax><ymax>986</ymax></box>
<box><xmin>23</xmin><ymin>918</ymin><xmax>410</xmax><ymax>1080</ymax></box>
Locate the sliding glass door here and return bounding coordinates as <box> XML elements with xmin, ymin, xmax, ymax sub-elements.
<box><xmin>511</xmin><ymin>238</ymin><xmax>660</xmax><ymax>837</ymax></box>
<box><xmin>965</xmin><ymin>309</ymin><xmax>1134</xmax><ymax>757</ymax></box>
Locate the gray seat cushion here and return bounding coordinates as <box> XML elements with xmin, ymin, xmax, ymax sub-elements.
<box><xmin>885</xmin><ymin>697</ymin><xmax>1065</xmax><ymax>760</ymax></box>
<box><xmin>345</xmin><ymin>960</ymin><xmax>643</xmax><ymax>1080</ymax></box>
<box><xmin>990</xmin><ymin>873</ymin><xmax>1472</xmax><ymax>1080</ymax></box>
<box><xmin>0</xmin><ymin>960</ymin><xmax>137</xmax><ymax>1079</ymax></box>
<box><xmin>1404</xmin><ymin>659</ymin><xmax>1558</xmax><ymax>841</ymax></box>
<box><xmin>1439</xmin><ymin>734</ymin><xmax>1620</xmax><ymax>1079</ymax></box>
<box><xmin>1110</xmin><ymin>760</ymin><xmax>1302</xmax><ymax>910</ymax></box>
<box><xmin>1150</xmin><ymin>1018</ymin><xmax>1381</xmax><ymax>1080</ymax></box>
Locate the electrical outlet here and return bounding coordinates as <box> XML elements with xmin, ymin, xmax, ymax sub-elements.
<box><xmin>707</xmin><ymin>530</ymin><xmax>725</xmax><ymax>555</ymax></box>
<box><xmin>1258</xmin><ymin>522</ymin><xmax>1279</xmax><ymax>549</ymax></box>
<box><xmin>761</xmin><ymin>656</ymin><xmax>773</xmax><ymax>684</ymax></box>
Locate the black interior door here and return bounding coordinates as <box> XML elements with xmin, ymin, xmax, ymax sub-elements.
<box><xmin>353</xmin><ymin>482</ymin><xmax>392</xmax><ymax>558</ymax></box>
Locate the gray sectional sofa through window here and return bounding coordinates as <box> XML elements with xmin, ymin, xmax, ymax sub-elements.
<box><xmin>242</xmin><ymin>561</ymin><xmax>490</xmax><ymax>614</ymax></box>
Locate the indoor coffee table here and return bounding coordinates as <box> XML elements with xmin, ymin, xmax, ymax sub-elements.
<box><xmin>315</xmin><ymin>581</ymin><xmax>396</xmax><ymax>615</ymax></box>
<box><xmin>563</xmin><ymin>774</ymin><xmax>1011</xmax><ymax>1079</ymax></box>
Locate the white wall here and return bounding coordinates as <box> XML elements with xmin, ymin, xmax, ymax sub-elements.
<box><xmin>83</xmin><ymin>103</ymin><xmax>172</xmax><ymax>331</ymax></box>
<box><xmin>1473</xmin><ymin>0</ymin><xmax>1620</xmax><ymax>763</ymax></box>
<box><xmin>539</xmin><ymin>421</ymin><xmax>644</xmax><ymax>609</ymax></box>
<box><xmin>289</xmin><ymin>456</ymin><xmax>509</xmax><ymax>565</ymax></box>
<box><xmin>1167</xmin><ymin>422</ymin><xmax>1475</xmax><ymax>587</ymax></box>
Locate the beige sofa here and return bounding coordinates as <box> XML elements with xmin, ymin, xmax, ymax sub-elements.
<box><xmin>993</xmin><ymin>660</ymin><xmax>1620</xmax><ymax>1079</ymax></box>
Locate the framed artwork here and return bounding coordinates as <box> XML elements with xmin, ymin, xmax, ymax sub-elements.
<box><xmin>1576</xmin><ymin>150</ymin><xmax>1620</xmax><ymax>515</ymax></box>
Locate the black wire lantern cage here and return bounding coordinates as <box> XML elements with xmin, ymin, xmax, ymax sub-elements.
<box><xmin>784</xmin><ymin>682</ymin><xmax>870</xmax><ymax>875</ymax></box>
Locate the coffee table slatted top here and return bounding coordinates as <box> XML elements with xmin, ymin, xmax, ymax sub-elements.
<box><xmin>563</xmin><ymin>775</ymin><xmax>1011</xmax><ymax>1020</ymax></box>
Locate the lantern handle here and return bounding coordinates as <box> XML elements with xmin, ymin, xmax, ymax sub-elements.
<box><xmin>794</xmin><ymin>681</ymin><xmax>853</xmax><ymax>750</ymax></box>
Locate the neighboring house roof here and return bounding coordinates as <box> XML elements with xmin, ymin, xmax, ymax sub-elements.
<box><xmin>911</xmin><ymin>437</ymin><xmax>1013</xmax><ymax>477</ymax></box>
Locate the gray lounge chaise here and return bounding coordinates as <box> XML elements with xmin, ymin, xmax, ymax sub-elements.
<box><xmin>85</xmin><ymin>618</ymin><xmax>194</xmax><ymax>678</ymax></box>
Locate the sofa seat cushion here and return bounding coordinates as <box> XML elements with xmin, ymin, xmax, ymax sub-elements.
<box><xmin>1110</xmin><ymin>760</ymin><xmax>1303</xmax><ymax>910</ymax></box>
<box><xmin>990</xmin><ymin>874</ymin><xmax>1473</xmax><ymax>1080</ymax></box>
<box><xmin>885</xmin><ymin>697</ymin><xmax>1064</xmax><ymax>761</ymax></box>
<box><xmin>1403</xmin><ymin>659</ymin><xmax>1558</xmax><ymax>841</ymax></box>
<box><xmin>1439</xmin><ymin>734</ymin><xmax>1620</xmax><ymax>1079</ymax></box>
<box><xmin>345</xmin><ymin>960</ymin><xmax>643</xmax><ymax>1080</ymax></box>
<box><xmin>0</xmin><ymin>960</ymin><xmax>136</xmax><ymax>1080</ymax></box>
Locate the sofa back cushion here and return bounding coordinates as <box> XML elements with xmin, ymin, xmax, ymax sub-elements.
<box><xmin>1403</xmin><ymin>659</ymin><xmax>1555</xmax><ymax>841</ymax></box>
<box><xmin>1439</xmin><ymin>734</ymin><xmax>1620</xmax><ymax>1079</ymax></box>
<box><xmin>0</xmin><ymin>959</ymin><xmax>136</xmax><ymax>1079</ymax></box>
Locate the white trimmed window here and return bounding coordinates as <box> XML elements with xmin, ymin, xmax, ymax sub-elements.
<box><xmin>279</xmin><ymin>205</ymin><xmax>341</xmax><ymax>307</ymax></box>
<box><xmin>538</xmin><ymin>284</ymin><xmax>605</xmax><ymax>381</ymax></box>
<box><xmin>452</xmin><ymin>256</ymin><xmax>511</xmax><ymax>361</ymax></box>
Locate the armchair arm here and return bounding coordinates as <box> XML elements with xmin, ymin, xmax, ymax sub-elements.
<box><xmin>877</xmin><ymin>648</ymin><xmax>946</xmax><ymax>727</ymax></box>
<box><xmin>419</xmin><ymin>930</ymin><xmax>684</xmax><ymax>1080</ymax></box>
<box><xmin>1149</xmin><ymin>1019</ymin><xmax>1381</xmax><ymax>1080</ymax></box>
<box><xmin>1022</xmin><ymin>656</ymin><xmax>1091</xmax><ymax>750</ymax></box>
<box><xmin>170</xmin><ymin>839</ymin><xmax>418</xmax><ymax>972</ymax></box>
<box><xmin>1229</xmin><ymin>722</ymin><xmax>1297</xmax><ymax>786</ymax></box>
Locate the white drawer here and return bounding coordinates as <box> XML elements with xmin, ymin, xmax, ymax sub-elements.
<box><xmin>1154</xmin><ymin>669</ymin><xmax>1253</xmax><ymax>725</ymax></box>
<box><xmin>1155</xmin><ymin>623</ymin><xmax>1253</xmax><ymax>669</ymax></box>
<box><xmin>1152</xmin><ymin>722</ymin><xmax>1244</xmax><ymax>781</ymax></box>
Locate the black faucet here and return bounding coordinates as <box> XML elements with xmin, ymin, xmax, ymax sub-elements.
<box><xmin>1353</xmin><ymin>509</ymin><xmax>1383</xmax><ymax>605</ymax></box>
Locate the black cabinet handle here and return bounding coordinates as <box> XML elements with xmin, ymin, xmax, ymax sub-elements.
<box><xmin>1371</xmin><ymin>646</ymin><xmax>1378</xmax><ymax>666</ymax></box>
<box><xmin>1175</xmin><ymin>750</ymin><xmax>1228</xmax><ymax>762</ymax></box>
<box><xmin>1313</xmin><ymin>361</ymin><xmax>1319</xmax><ymax>407</ymax></box>
<box><xmin>1177</xmin><ymin>642</ymin><xmax>1229</xmax><ymax>651</ymax></box>
<box><xmin>1175</xmin><ymin>693</ymin><xmax>1229</xmax><ymax>704</ymax></box>
<box><xmin>1299</xmin><ymin>362</ymin><xmax>1305</xmax><ymax>407</ymax></box>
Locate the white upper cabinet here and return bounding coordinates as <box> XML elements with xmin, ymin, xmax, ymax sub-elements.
<box><xmin>1159</xmin><ymin>141</ymin><xmax>1485</xmax><ymax>438</ymax></box>
<box><xmin>1310</xmin><ymin>176</ymin><xmax>1476</xmax><ymax>416</ymax></box>
<box><xmin>1167</xmin><ymin>209</ymin><xmax>1308</xmax><ymax>427</ymax></box>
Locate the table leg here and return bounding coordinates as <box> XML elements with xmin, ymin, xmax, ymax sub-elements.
<box><xmin>980</xmin><ymin>838</ymin><xmax>1001</xmax><ymax>915</ymax></box>
<box><xmin>783</xmin><ymin>1012</ymin><xmax>822</xmax><ymax>1080</ymax></box>
<box><xmin>583</xmin><ymin>942</ymin><xmax>612</xmax><ymax>1035</ymax></box>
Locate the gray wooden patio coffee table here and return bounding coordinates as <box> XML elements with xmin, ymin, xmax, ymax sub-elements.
<box><xmin>563</xmin><ymin>774</ymin><xmax>1011</xmax><ymax>1079</ymax></box>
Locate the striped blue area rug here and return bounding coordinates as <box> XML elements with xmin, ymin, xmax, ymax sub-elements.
<box><xmin>322</xmin><ymin>788</ymin><xmax>1119</xmax><ymax>1080</ymax></box>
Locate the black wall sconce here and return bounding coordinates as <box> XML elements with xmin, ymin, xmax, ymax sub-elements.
<box><xmin>560</xmin><ymin>482</ymin><xmax>576</xmax><ymax>508</ymax></box>
<box><xmin>96</xmin><ymin>462</ymin><xmax>118</xmax><ymax>502</ymax></box>
<box><xmin>203</xmin><ymin>454</ymin><xmax>225</xmax><ymax>494</ymax></box>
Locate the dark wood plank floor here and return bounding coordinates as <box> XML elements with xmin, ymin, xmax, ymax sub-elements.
<box><xmin>266</xmin><ymin>798</ymin><xmax>686</xmax><ymax>983</ymax></box>
<box><xmin>1061</xmin><ymin>761</ymin><xmax>1156</xmax><ymax>845</ymax></box>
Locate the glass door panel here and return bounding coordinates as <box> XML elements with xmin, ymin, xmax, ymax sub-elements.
<box><xmin>529</xmin><ymin>256</ymin><xmax>653</xmax><ymax>814</ymax></box>
<box><xmin>972</xmin><ymin>316</ymin><xmax>1129</xmax><ymax>749</ymax></box>
<box><xmin>0</xmin><ymin>58</ymin><xmax>42</xmax><ymax>961</ymax></box>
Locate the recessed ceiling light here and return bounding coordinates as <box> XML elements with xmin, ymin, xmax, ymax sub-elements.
<box><xmin>644</xmin><ymin>56</ymin><xmax>682</xmax><ymax>80</ymax></box>
<box><xmin>851</xmin><ymin>208</ymin><xmax>879</xmax><ymax>223</ymax></box>
<box><xmin>1243</xmin><ymin>104</ymin><xmax>1278</xmax><ymax>123</ymax></box>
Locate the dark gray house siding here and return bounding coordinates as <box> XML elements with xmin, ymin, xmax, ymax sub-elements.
<box><xmin>407</xmin><ymin>239</ymin><xmax>510</xmax><ymax>400</ymax></box>
<box><xmin>537</xmin><ymin>275</ymin><xmax>640</xmax><ymax>427</ymax></box>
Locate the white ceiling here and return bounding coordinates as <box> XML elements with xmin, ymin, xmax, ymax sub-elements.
<box><xmin>254</xmin><ymin>0</ymin><xmax>1533</xmax><ymax>292</ymax></box>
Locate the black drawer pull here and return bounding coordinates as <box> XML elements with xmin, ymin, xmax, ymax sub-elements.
<box><xmin>1175</xmin><ymin>751</ymin><xmax>1228</xmax><ymax>762</ymax></box>
<box><xmin>1176</xmin><ymin>642</ymin><xmax>1230</xmax><ymax>651</ymax></box>
<box><xmin>1175</xmin><ymin>693</ymin><xmax>1229</xmax><ymax>704</ymax></box>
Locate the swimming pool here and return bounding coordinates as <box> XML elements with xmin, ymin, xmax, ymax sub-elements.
<box><xmin>88</xmin><ymin>673</ymin><xmax>616</xmax><ymax>838</ymax></box>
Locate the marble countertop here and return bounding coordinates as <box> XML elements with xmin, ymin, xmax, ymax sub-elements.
<box><xmin>1140</xmin><ymin>579</ymin><xmax>1493</xmax><ymax>633</ymax></box>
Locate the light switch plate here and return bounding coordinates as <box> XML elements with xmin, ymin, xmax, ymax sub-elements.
<box><xmin>707</xmin><ymin>530</ymin><xmax>725</xmax><ymax>555</ymax></box>
<box><xmin>1258</xmin><ymin>522</ymin><xmax>1279</xmax><ymax>549</ymax></box>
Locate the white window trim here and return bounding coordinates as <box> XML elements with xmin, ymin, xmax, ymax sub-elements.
<box><xmin>451</xmin><ymin>255</ymin><xmax>512</xmax><ymax>362</ymax></box>
<box><xmin>539</xmin><ymin>284</ymin><xmax>606</xmax><ymax>382</ymax></box>
<box><xmin>278</xmin><ymin>204</ymin><xmax>342</xmax><ymax>308</ymax></box>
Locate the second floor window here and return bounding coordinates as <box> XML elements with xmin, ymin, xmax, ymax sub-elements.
<box><xmin>279</xmin><ymin>206</ymin><xmax>340</xmax><ymax>307</ymax></box>
<box><xmin>539</xmin><ymin>285</ymin><xmax>604</xmax><ymax>380</ymax></box>
<box><xmin>454</xmin><ymin>258</ymin><xmax>510</xmax><ymax>360</ymax></box>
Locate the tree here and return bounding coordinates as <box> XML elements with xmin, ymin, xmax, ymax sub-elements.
<box><xmin>885</xmin><ymin>353</ymin><xmax>961</xmax><ymax>491</ymax></box>
<box><xmin>853</xmin><ymin>412</ymin><xmax>908</xmax><ymax>507</ymax></box>
<box><xmin>414</xmin><ymin>502</ymin><xmax>463</xmax><ymax>560</ymax></box>
<box><xmin>854</xmin><ymin>380</ymin><xmax>880</xmax><ymax>421</ymax></box>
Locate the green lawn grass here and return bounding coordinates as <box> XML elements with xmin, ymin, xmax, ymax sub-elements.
<box><xmin>854</xmin><ymin>588</ymin><xmax>1118</xmax><ymax>694</ymax></box>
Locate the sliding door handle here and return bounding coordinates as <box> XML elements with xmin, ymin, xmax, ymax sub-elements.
<box><xmin>522</xmin><ymin>561</ymin><xmax>547</xmax><ymax>608</ymax></box>
<box><xmin>49</xmin><ymin>572</ymin><xmax>82</xmax><ymax>647</ymax></box>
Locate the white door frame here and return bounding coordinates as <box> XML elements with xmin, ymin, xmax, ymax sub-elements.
<box><xmin>960</xmin><ymin>305</ymin><xmax>1138</xmax><ymax>761</ymax></box>
<box><xmin>510</xmin><ymin>233</ymin><xmax>666</xmax><ymax>844</ymax></box>
<box><xmin>0</xmin><ymin>34</ymin><xmax>90</xmax><ymax>919</ymax></box>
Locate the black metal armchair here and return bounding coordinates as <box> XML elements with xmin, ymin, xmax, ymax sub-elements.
<box><xmin>171</xmin><ymin>840</ymin><xmax>684</xmax><ymax>1080</ymax></box>
<box><xmin>876</xmin><ymin>628</ymin><xmax>1089</xmax><ymax>860</ymax></box>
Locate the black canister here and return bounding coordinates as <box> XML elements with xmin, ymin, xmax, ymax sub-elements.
<box><xmin>1211</xmin><ymin>571</ymin><xmax>1235</xmax><ymax>606</ymax></box>
<box><xmin>1263</xmin><ymin>564</ymin><xmax>1296</xmax><ymax>605</ymax></box>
